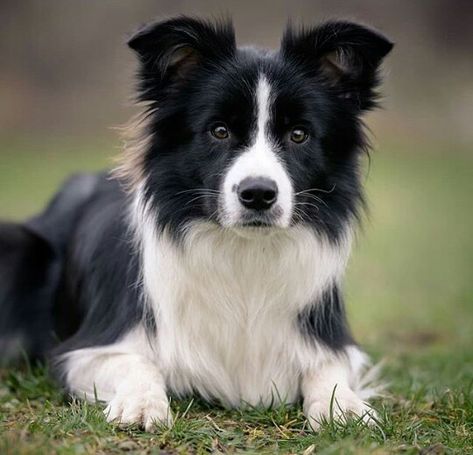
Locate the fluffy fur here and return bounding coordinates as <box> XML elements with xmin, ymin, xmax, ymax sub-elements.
<box><xmin>0</xmin><ymin>17</ymin><xmax>393</xmax><ymax>430</ymax></box>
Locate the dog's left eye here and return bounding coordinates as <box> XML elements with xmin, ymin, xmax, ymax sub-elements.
<box><xmin>210</xmin><ymin>123</ymin><xmax>229</xmax><ymax>140</ymax></box>
<box><xmin>290</xmin><ymin>127</ymin><xmax>309</xmax><ymax>144</ymax></box>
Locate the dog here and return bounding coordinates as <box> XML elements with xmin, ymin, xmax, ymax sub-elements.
<box><xmin>0</xmin><ymin>16</ymin><xmax>393</xmax><ymax>430</ymax></box>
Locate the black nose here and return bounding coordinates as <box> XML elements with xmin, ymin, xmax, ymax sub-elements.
<box><xmin>237</xmin><ymin>177</ymin><xmax>278</xmax><ymax>210</ymax></box>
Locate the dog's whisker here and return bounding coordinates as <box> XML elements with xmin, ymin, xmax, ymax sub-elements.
<box><xmin>296</xmin><ymin>193</ymin><xmax>328</xmax><ymax>208</ymax></box>
<box><xmin>294</xmin><ymin>202</ymin><xmax>321</xmax><ymax>212</ymax></box>
<box><xmin>295</xmin><ymin>184</ymin><xmax>336</xmax><ymax>195</ymax></box>
<box><xmin>175</xmin><ymin>188</ymin><xmax>221</xmax><ymax>196</ymax></box>
<box><xmin>184</xmin><ymin>194</ymin><xmax>219</xmax><ymax>206</ymax></box>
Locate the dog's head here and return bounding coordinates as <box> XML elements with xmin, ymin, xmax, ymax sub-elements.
<box><xmin>122</xmin><ymin>17</ymin><xmax>392</xmax><ymax>240</ymax></box>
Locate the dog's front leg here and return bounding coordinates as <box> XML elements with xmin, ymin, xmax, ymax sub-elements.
<box><xmin>301</xmin><ymin>354</ymin><xmax>373</xmax><ymax>430</ymax></box>
<box><xmin>59</xmin><ymin>346</ymin><xmax>172</xmax><ymax>431</ymax></box>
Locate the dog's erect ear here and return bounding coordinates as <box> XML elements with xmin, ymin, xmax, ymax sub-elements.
<box><xmin>128</xmin><ymin>17</ymin><xmax>236</xmax><ymax>99</ymax></box>
<box><xmin>281</xmin><ymin>21</ymin><xmax>393</xmax><ymax>109</ymax></box>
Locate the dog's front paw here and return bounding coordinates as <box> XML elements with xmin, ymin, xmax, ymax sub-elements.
<box><xmin>104</xmin><ymin>390</ymin><xmax>172</xmax><ymax>432</ymax></box>
<box><xmin>304</xmin><ymin>388</ymin><xmax>375</xmax><ymax>431</ymax></box>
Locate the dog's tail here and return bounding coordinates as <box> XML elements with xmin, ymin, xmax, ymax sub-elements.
<box><xmin>0</xmin><ymin>173</ymin><xmax>101</xmax><ymax>365</ymax></box>
<box><xmin>0</xmin><ymin>222</ymin><xmax>57</xmax><ymax>364</ymax></box>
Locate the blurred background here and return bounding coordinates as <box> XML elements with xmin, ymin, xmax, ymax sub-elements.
<box><xmin>0</xmin><ymin>1</ymin><xmax>472</xmax><ymax>373</ymax></box>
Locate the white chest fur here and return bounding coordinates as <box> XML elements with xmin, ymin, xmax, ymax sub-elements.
<box><xmin>141</xmin><ymin>221</ymin><xmax>352</xmax><ymax>407</ymax></box>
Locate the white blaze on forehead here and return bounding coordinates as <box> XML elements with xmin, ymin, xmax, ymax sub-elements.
<box><xmin>255</xmin><ymin>76</ymin><xmax>271</xmax><ymax>144</ymax></box>
<box><xmin>221</xmin><ymin>75</ymin><xmax>294</xmax><ymax>227</ymax></box>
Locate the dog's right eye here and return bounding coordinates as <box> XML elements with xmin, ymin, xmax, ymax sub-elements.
<box><xmin>290</xmin><ymin>127</ymin><xmax>309</xmax><ymax>144</ymax></box>
<box><xmin>210</xmin><ymin>123</ymin><xmax>229</xmax><ymax>140</ymax></box>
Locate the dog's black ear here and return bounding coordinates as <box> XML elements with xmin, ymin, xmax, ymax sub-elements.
<box><xmin>128</xmin><ymin>17</ymin><xmax>236</xmax><ymax>99</ymax></box>
<box><xmin>281</xmin><ymin>21</ymin><xmax>393</xmax><ymax>109</ymax></box>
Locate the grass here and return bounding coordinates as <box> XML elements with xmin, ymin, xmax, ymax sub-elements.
<box><xmin>0</xmin><ymin>136</ymin><xmax>472</xmax><ymax>453</ymax></box>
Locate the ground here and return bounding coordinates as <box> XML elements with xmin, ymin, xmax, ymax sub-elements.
<box><xmin>0</xmin><ymin>136</ymin><xmax>472</xmax><ymax>454</ymax></box>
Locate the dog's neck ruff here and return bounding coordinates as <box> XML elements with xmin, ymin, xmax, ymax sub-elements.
<box><xmin>132</xmin><ymin>192</ymin><xmax>354</xmax><ymax>406</ymax></box>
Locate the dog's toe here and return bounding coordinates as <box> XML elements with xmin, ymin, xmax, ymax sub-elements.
<box><xmin>104</xmin><ymin>392</ymin><xmax>172</xmax><ymax>431</ymax></box>
<box><xmin>305</xmin><ymin>389</ymin><xmax>376</xmax><ymax>431</ymax></box>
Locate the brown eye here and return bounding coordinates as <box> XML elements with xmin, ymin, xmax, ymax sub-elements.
<box><xmin>290</xmin><ymin>127</ymin><xmax>308</xmax><ymax>144</ymax></box>
<box><xmin>211</xmin><ymin>123</ymin><xmax>229</xmax><ymax>140</ymax></box>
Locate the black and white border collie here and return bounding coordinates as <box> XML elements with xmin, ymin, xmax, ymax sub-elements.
<box><xmin>0</xmin><ymin>17</ymin><xmax>393</xmax><ymax>430</ymax></box>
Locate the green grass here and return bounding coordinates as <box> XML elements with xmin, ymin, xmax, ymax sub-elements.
<box><xmin>1</xmin><ymin>136</ymin><xmax>472</xmax><ymax>453</ymax></box>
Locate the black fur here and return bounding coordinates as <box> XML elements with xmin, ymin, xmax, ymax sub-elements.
<box><xmin>0</xmin><ymin>17</ymin><xmax>392</xmax><ymax>367</ymax></box>
<box><xmin>298</xmin><ymin>285</ymin><xmax>354</xmax><ymax>350</ymax></box>
<box><xmin>0</xmin><ymin>222</ymin><xmax>56</xmax><ymax>363</ymax></box>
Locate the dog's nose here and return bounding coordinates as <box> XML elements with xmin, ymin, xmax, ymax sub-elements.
<box><xmin>238</xmin><ymin>177</ymin><xmax>278</xmax><ymax>210</ymax></box>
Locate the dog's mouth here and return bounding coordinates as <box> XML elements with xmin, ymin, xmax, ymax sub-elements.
<box><xmin>216</xmin><ymin>200</ymin><xmax>290</xmax><ymax>234</ymax></box>
<box><xmin>228</xmin><ymin>213</ymin><xmax>282</xmax><ymax>238</ymax></box>
<box><xmin>237</xmin><ymin>211</ymin><xmax>279</xmax><ymax>229</ymax></box>
<box><xmin>240</xmin><ymin>220</ymin><xmax>272</xmax><ymax>228</ymax></box>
